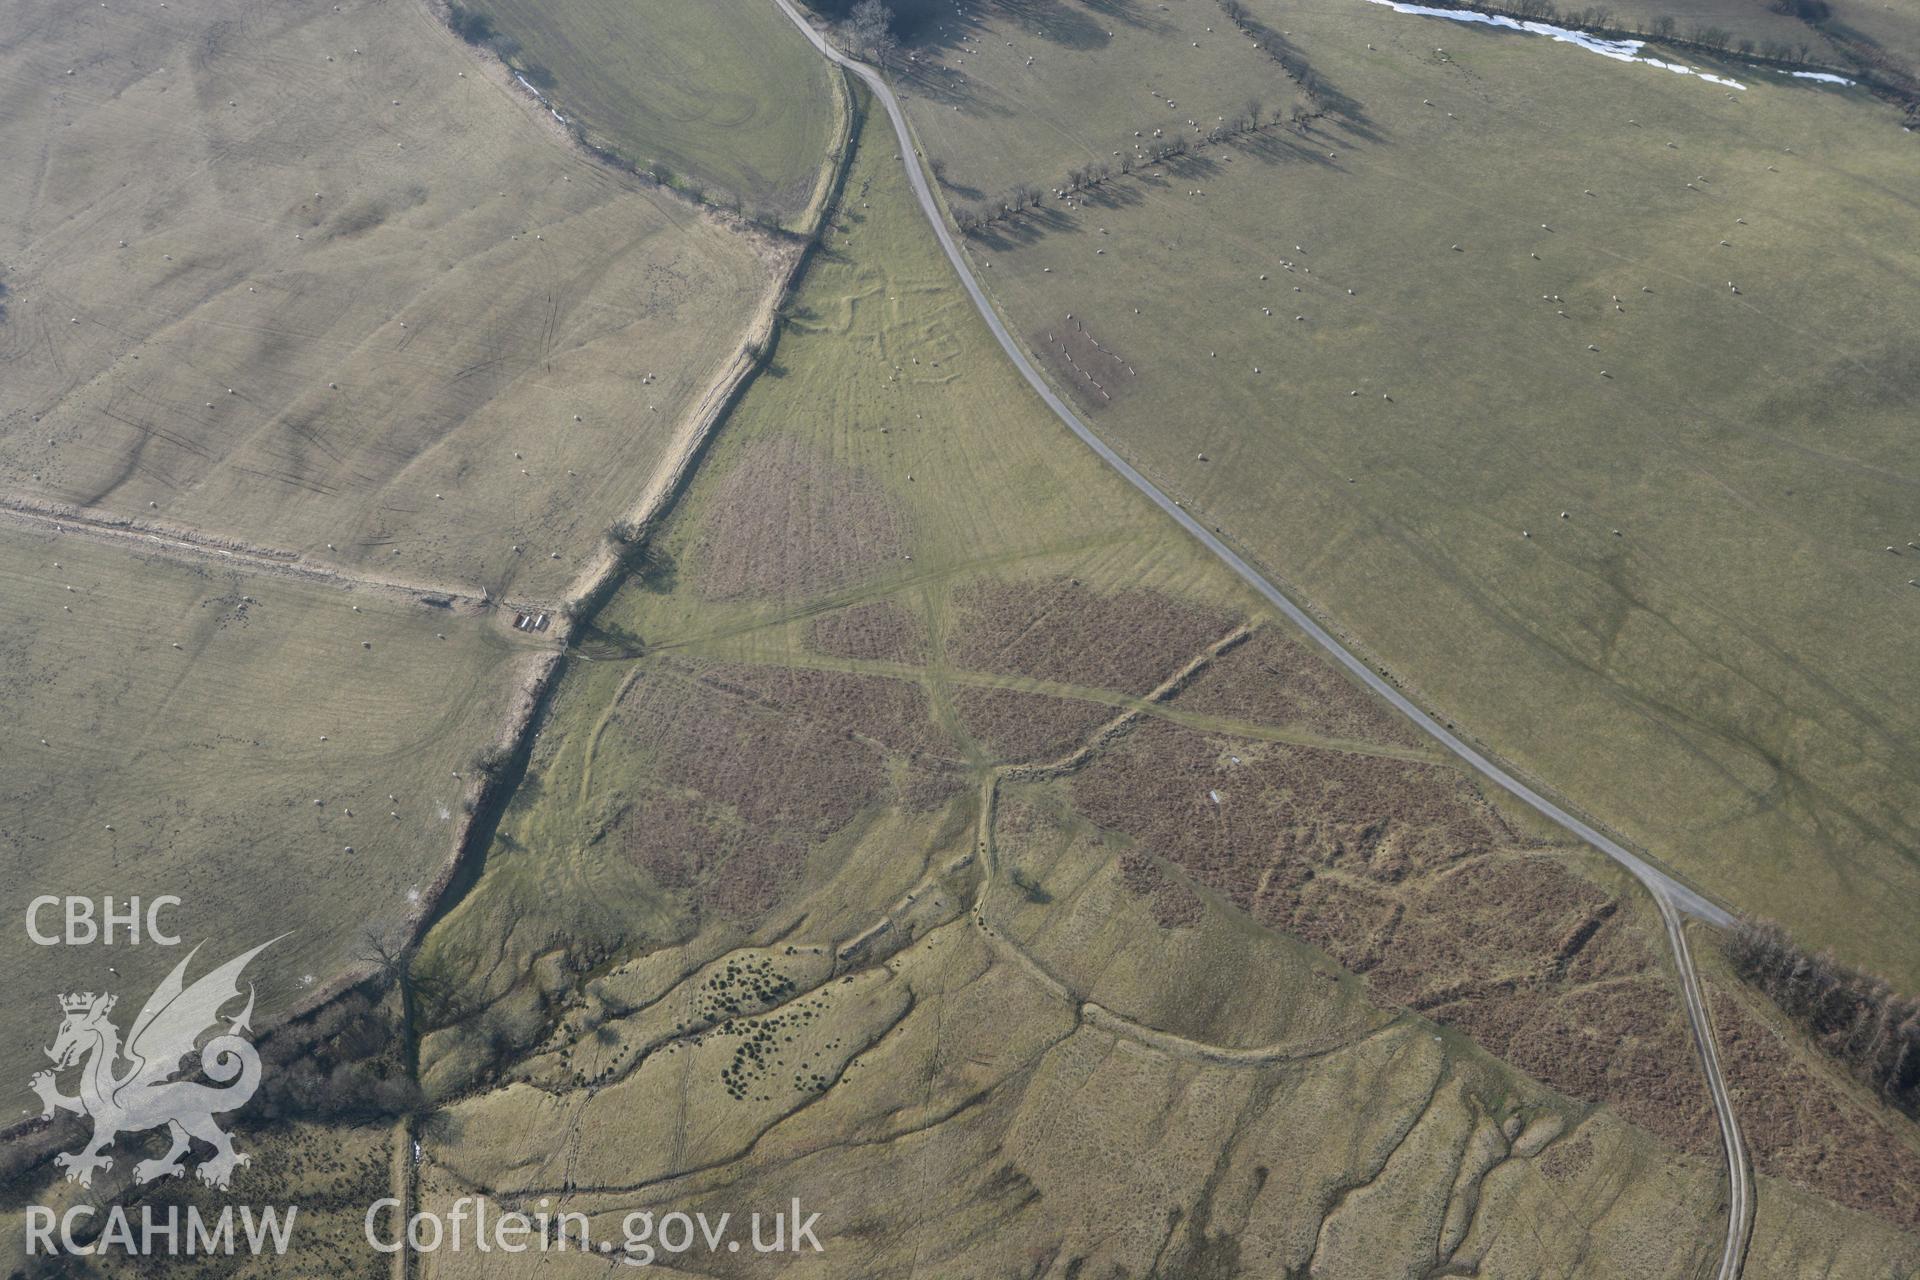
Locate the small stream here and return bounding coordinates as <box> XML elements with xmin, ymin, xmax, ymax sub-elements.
<box><xmin>1363</xmin><ymin>0</ymin><xmax>1857</xmax><ymax>91</ymax></box>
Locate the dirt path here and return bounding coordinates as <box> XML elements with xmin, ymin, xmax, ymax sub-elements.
<box><xmin>0</xmin><ymin>497</ymin><xmax>528</xmax><ymax>613</ymax></box>
<box><xmin>958</xmin><ymin>622</ymin><xmax>1412</xmax><ymax>1066</ymax></box>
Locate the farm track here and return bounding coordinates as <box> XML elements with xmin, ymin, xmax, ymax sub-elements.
<box><xmin>0</xmin><ymin>497</ymin><xmax>543</xmax><ymax>617</ymax></box>
<box><xmin>764</xmin><ymin>2</ymin><xmax>1752</xmax><ymax>1273</ymax></box>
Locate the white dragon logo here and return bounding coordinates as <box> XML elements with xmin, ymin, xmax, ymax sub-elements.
<box><xmin>30</xmin><ymin>940</ymin><xmax>276</xmax><ymax>1191</ymax></box>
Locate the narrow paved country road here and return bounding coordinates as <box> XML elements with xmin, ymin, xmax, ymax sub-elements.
<box><xmin>1659</xmin><ymin>893</ymin><xmax>1755</xmax><ymax>1278</ymax></box>
<box><xmin>767</xmin><ymin>4</ymin><xmax>1752</xmax><ymax>1274</ymax></box>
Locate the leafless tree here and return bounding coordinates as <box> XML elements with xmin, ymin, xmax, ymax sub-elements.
<box><xmin>1729</xmin><ymin>918</ymin><xmax>1920</xmax><ymax>1114</ymax></box>
<box><xmin>849</xmin><ymin>0</ymin><xmax>897</xmax><ymax>63</ymax></box>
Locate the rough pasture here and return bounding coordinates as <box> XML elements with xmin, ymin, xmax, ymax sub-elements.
<box><xmin>960</xmin><ymin>0</ymin><xmax>1920</xmax><ymax>984</ymax></box>
<box><xmin>0</xmin><ymin>524</ymin><xmax>524</xmax><ymax>1089</ymax></box>
<box><xmin>0</xmin><ymin>0</ymin><xmax>775</xmax><ymax>601</ymax></box>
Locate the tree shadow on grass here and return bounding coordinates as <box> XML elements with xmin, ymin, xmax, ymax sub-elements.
<box><xmin>968</xmin><ymin>203</ymin><xmax>1076</xmax><ymax>250</ymax></box>
<box><xmin>1234</xmin><ymin>127</ymin><xmax>1348</xmax><ymax>171</ymax></box>
<box><xmin>893</xmin><ymin>0</ymin><xmax>1165</xmax><ymax>51</ymax></box>
<box><xmin>895</xmin><ymin>62</ymin><xmax>1012</xmax><ymax>117</ymax></box>
<box><xmin>940</xmin><ymin>175</ymin><xmax>987</xmax><ymax>201</ymax></box>
<box><xmin>1232</xmin><ymin>12</ymin><xmax>1384</xmax><ymax>143</ymax></box>
<box><xmin>1155</xmin><ymin>150</ymin><xmax>1224</xmax><ymax>184</ymax></box>
<box><xmin>1074</xmin><ymin>181</ymin><xmax>1149</xmax><ymax>212</ymax></box>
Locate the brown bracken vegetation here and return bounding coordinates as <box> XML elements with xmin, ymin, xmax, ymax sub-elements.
<box><xmin>691</xmin><ymin>438</ymin><xmax>907</xmax><ymax>600</ymax></box>
<box><xmin>808</xmin><ymin>599</ymin><xmax>928</xmax><ymax>663</ymax></box>
<box><xmin>1172</xmin><ymin>625</ymin><xmax>1424</xmax><ymax>748</ymax></box>
<box><xmin>953</xmin><ymin>685</ymin><xmax>1111</xmax><ymax>763</ymax></box>
<box><xmin>612</xmin><ymin>661</ymin><xmax>963</xmax><ymax>920</ymax></box>
<box><xmin>1116</xmin><ymin>849</ymin><xmax>1205</xmax><ymax>928</ymax></box>
<box><xmin>947</xmin><ymin>578</ymin><xmax>1234</xmax><ymax>695</ymax></box>
<box><xmin>698</xmin><ymin>663</ymin><xmax>955</xmax><ymax>760</ymax></box>
<box><xmin>1071</xmin><ymin>719</ymin><xmax>1717</xmax><ymax>1153</ymax></box>
<box><xmin>1711</xmin><ymin>988</ymin><xmax>1920</xmax><ymax>1228</ymax></box>
<box><xmin>621</xmin><ymin>788</ymin><xmax>807</xmax><ymax>922</ymax></box>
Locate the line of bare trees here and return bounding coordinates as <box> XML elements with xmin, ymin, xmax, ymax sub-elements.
<box><xmin>943</xmin><ymin>0</ymin><xmax>1337</xmax><ymax>237</ymax></box>
<box><xmin>1726</xmin><ymin>918</ymin><xmax>1920</xmax><ymax>1116</ymax></box>
<box><xmin>951</xmin><ymin>101</ymin><xmax>1302</xmax><ymax>235</ymax></box>
<box><xmin>1217</xmin><ymin>0</ymin><xmax>1335</xmax><ymax>105</ymax></box>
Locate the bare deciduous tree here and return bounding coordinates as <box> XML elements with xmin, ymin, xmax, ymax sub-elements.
<box><xmin>849</xmin><ymin>0</ymin><xmax>897</xmax><ymax>63</ymax></box>
<box><xmin>1729</xmin><ymin>919</ymin><xmax>1920</xmax><ymax>1115</ymax></box>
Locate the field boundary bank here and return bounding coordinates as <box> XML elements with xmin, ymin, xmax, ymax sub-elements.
<box><xmin>553</xmin><ymin>65</ymin><xmax>862</xmax><ymax>628</ymax></box>
<box><xmin>321</xmin><ymin>18</ymin><xmax>862</xmax><ymax>1039</ymax></box>
<box><xmin>389</xmin><ymin>67</ymin><xmax>860</xmax><ymax>970</ymax></box>
<box><xmin>0</xmin><ymin>497</ymin><xmax>522</xmax><ymax>612</ymax></box>
<box><xmin>391</xmin><ymin>52</ymin><xmax>865</xmax><ymax>1079</ymax></box>
<box><xmin>766</xmin><ymin>4</ymin><xmax>1751</xmax><ymax>1274</ymax></box>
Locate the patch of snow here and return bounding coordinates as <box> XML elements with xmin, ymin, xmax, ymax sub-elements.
<box><xmin>1364</xmin><ymin>0</ymin><xmax>1746</xmax><ymax>89</ymax></box>
<box><xmin>1780</xmin><ymin>68</ymin><xmax>1855</xmax><ymax>85</ymax></box>
<box><xmin>513</xmin><ymin>72</ymin><xmax>571</xmax><ymax>124</ymax></box>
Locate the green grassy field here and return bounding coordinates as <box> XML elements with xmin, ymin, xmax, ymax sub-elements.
<box><xmin>0</xmin><ymin>0</ymin><xmax>778</xmax><ymax>603</ymax></box>
<box><xmin>400</xmin><ymin>105</ymin><xmax>1920</xmax><ymax>1275</ymax></box>
<box><xmin>450</xmin><ymin>0</ymin><xmax>840</xmax><ymax>224</ymax></box>
<box><xmin>925</xmin><ymin>0</ymin><xmax>1920</xmax><ymax>986</ymax></box>
<box><xmin>1837</xmin><ymin>0</ymin><xmax>1920</xmax><ymax>72</ymax></box>
<box><xmin>886</xmin><ymin>0</ymin><xmax>1312</xmax><ymax>204</ymax></box>
<box><xmin>1596</xmin><ymin>0</ymin><xmax>1920</xmax><ymax>80</ymax></box>
<box><xmin>0</xmin><ymin>523</ymin><xmax>533</xmax><ymax>1093</ymax></box>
